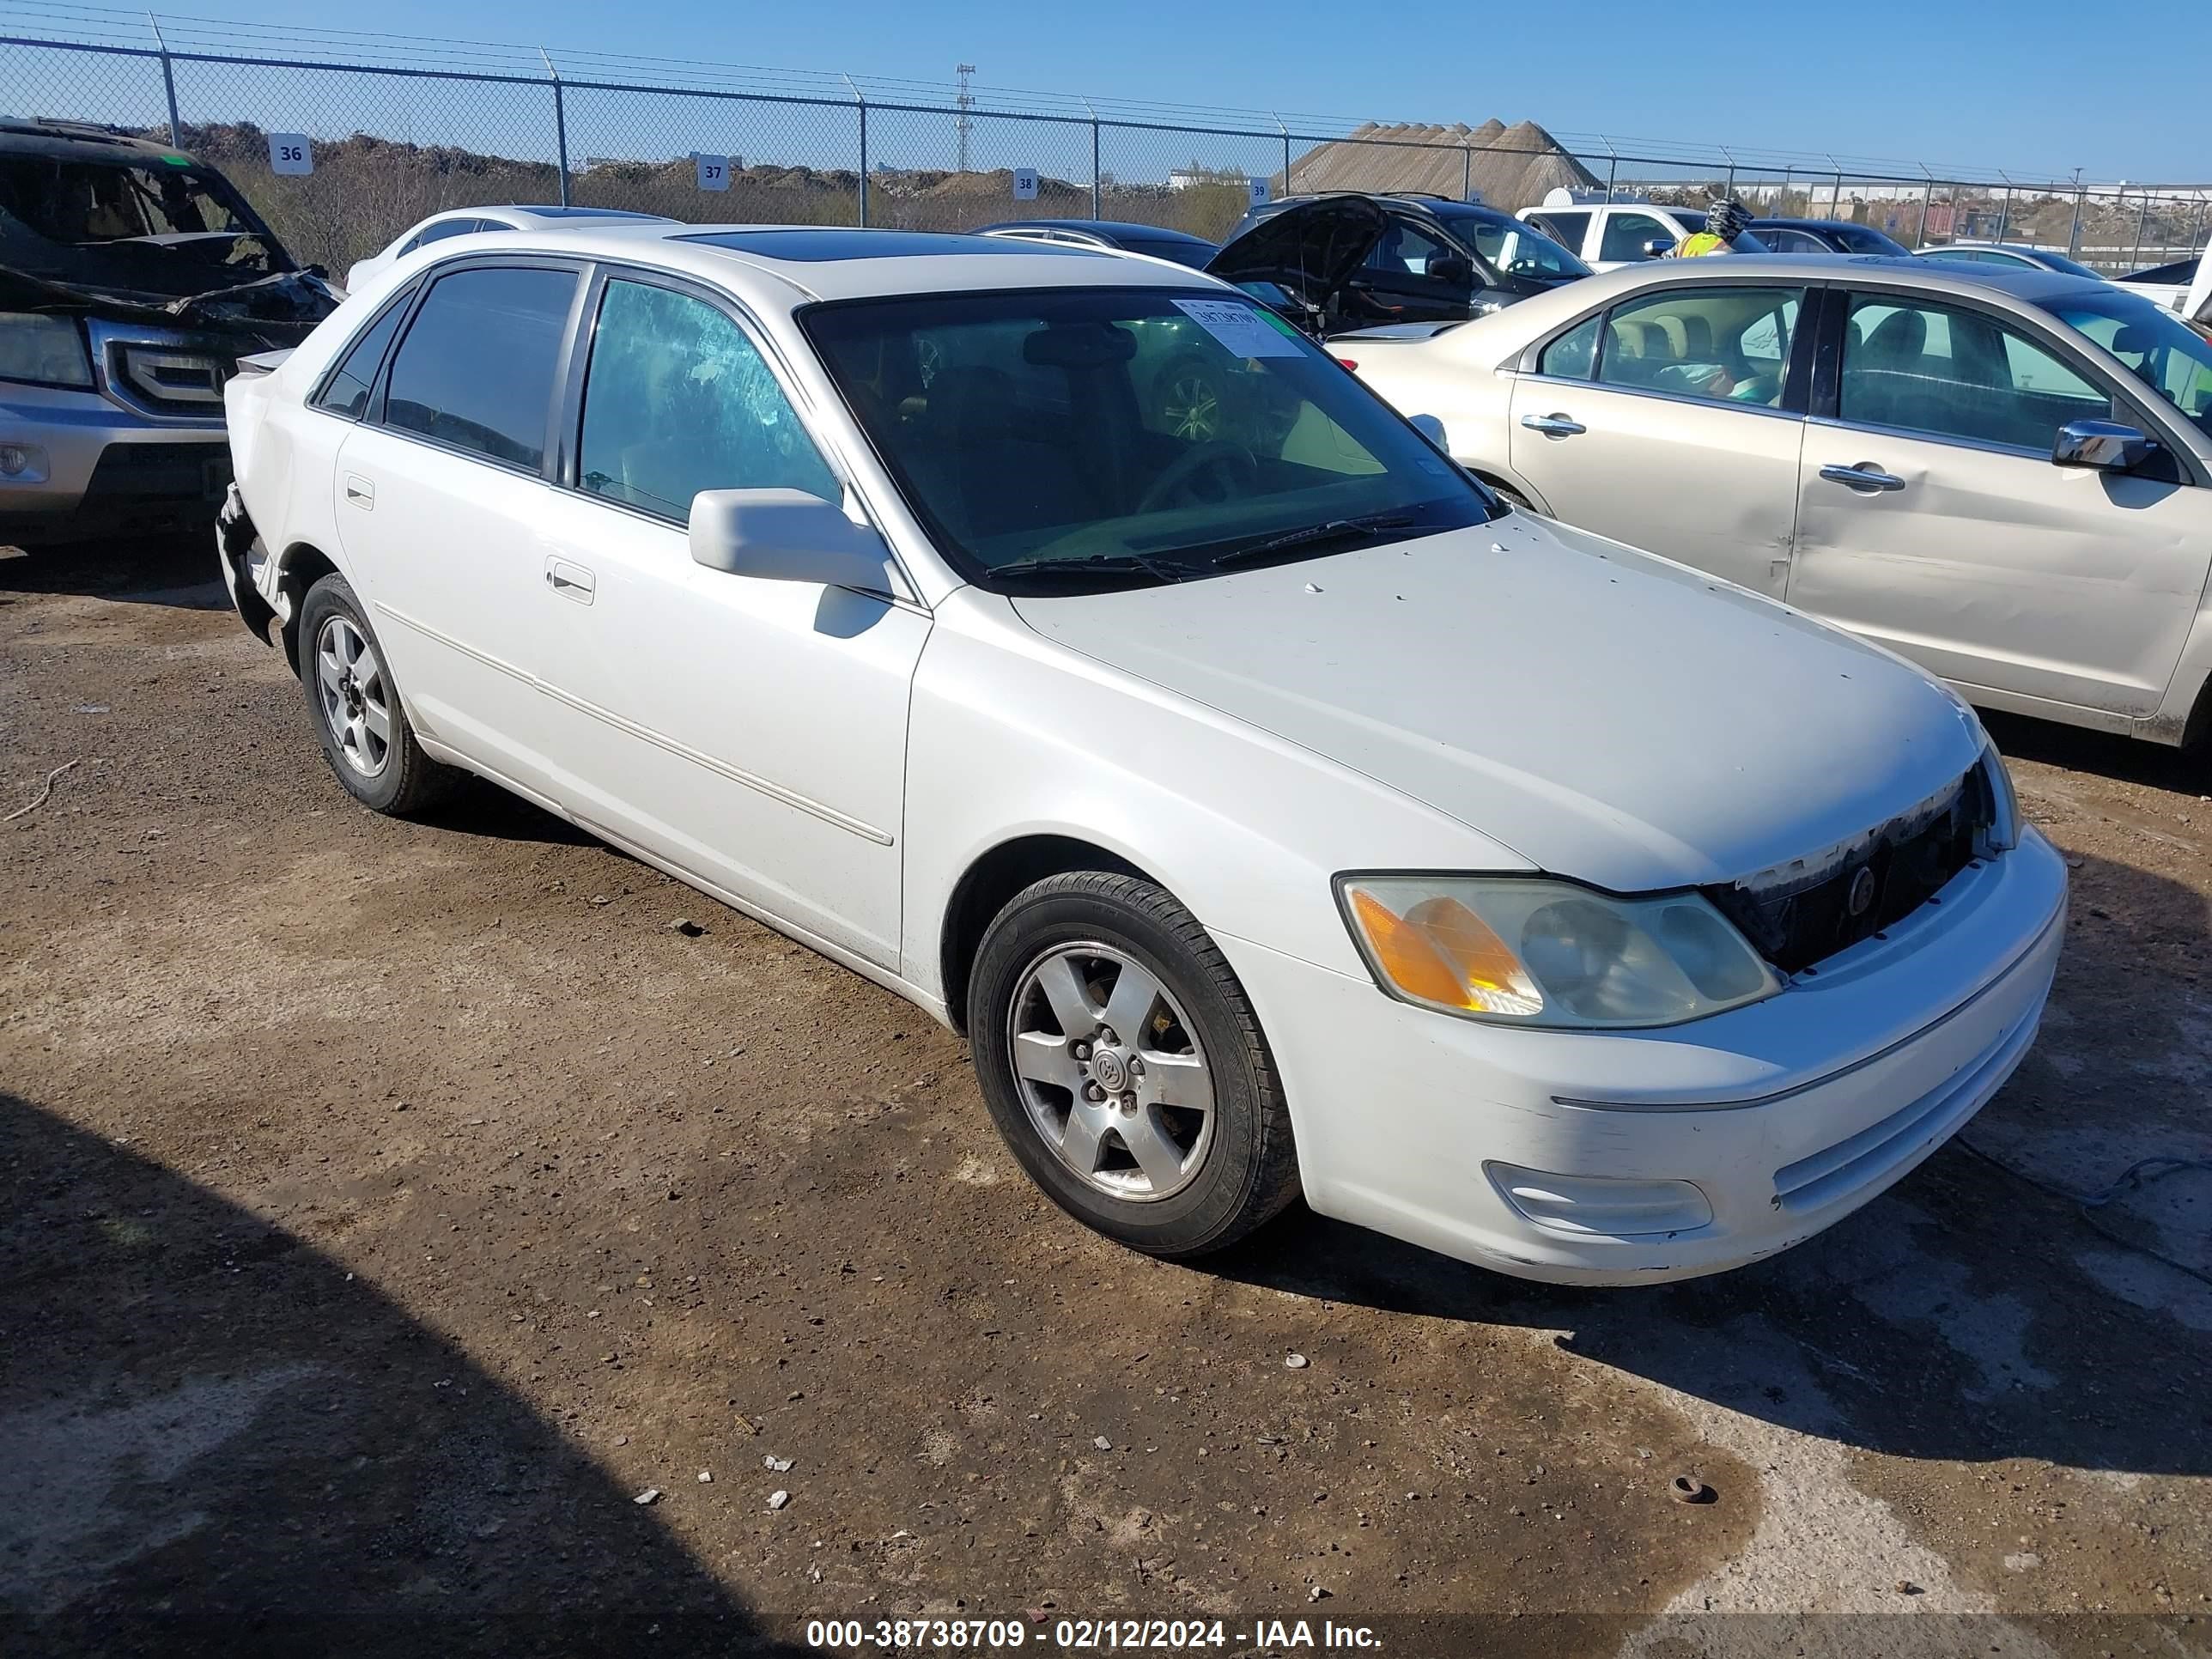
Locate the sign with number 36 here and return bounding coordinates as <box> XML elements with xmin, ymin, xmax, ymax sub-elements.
<box><xmin>268</xmin><ymin>132</ymin><xmax>313</xmax><ymax>176</ymax></box>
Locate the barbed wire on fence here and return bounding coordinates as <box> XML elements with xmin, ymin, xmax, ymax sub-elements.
<box><xmin>3</xmin><ymin>2</ymin><xmax>2207</xmax><ymax>276</ymax></box>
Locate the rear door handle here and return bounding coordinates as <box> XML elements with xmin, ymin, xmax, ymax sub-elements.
<box><xmin>343</xmin><ymin>474</ymin><xmax>374</xmax><ymax>508</ymax></box>
<box><xmin>544</xmin><ymin>556</ymin><xmax>596</xmax><ymax>604</ymax></box>
<box><xmin>1520</xmin><ymin>413</ymin><xmax>1586</xmax><ymax>438</ymax></box>
<box><xmin>1819</xmin><ymin>462</ymin><xmax>1907</xmax><ymax>493</ymax></box>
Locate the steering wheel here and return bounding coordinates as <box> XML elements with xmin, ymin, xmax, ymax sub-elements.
<box><xmin>1138</xmin><ymin>441</ymin><xmax>1261</xmax><ymax>514</ymax></box>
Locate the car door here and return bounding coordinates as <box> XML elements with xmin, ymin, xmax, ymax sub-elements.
<box><xmin>529</xmin><ymin>269</ymin><xmax>928</xmax><ymax>968</ymax></box>
<box><xmin>1788</xmin><ymin>289</ymin><xmax>2212</xmax><ymax>717</ymax></box>
<box><xmin>1506</xmin><ymin>281</ymin><xmax>1810</xmax><ymax>597</ymax></box>
<box><xmin>330</xmin><ymin>258</ymin><xmax>586</xmax><ymax>798</ymax></box>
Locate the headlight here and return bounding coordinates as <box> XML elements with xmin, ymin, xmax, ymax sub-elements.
<box><xmin>0</xmin><ymin>313</ymin><xmax>94</xmax><ymax>388</ymax></box>
<box><xmin>1336</xmin><ymin>874</ymin><xmax>1782</xmax><ymax>1029</ymax></box>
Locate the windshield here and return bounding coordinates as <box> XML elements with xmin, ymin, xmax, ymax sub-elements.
<box><xmin>0</xmin><ymin>153</ymin><xmax>290</xmax><ymax>297</ymax></box>
<box><xmin>804</xmin><ymin>287</ymin><xmax>1496</xmax><ymax>587</ymax></box>
<box><xmin>2045</xmin><ymin>289</ymin><xmax>2212</xmax><ymax>436</ymax></box>
<box><xmin>1442</xmin><ymin>210</ymin><xmax>1589</xmax><ymax>279</ymax></box>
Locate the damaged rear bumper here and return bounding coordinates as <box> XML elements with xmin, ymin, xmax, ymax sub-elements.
<box><xmin>215</xmin><ymin>481</ymin><xmax>278</xmax><ymax>642</ymax></box>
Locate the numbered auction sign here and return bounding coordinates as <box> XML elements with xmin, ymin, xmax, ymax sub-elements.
<box><xmin>696</xmin><ymin>153</ymin><xmax>730</xmax><ymax>192</ymax></box>
<box><xmin>1248</xmin><ymin>177</ymin><xmax>1271</xmax><ymax>207</ymax></box>
<box><xmin>1012</xmin><ymin>167</ymin><xmax>1039</xmax><ymax>201</ymax></box>
<box><xmin>268</xmin><ymin>133</ymin><xmax>313</xmax><ymax>176</ymax></box>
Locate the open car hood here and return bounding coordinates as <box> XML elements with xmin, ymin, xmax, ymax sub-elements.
<box><xmin>1205</xmin><ymin>197</ymin><xmax>1391</xmax><ymax>322</ymax></box>
<box><xmin>0</xmin><ymin>263</ymin><xmax>340</xmax><ymax>342</ymax></box>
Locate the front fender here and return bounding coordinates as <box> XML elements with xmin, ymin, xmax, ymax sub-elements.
<box><xmin>899</xmin><ymin>590</ymin><xmax>1532</xmax><ymax>1006</ymax></box>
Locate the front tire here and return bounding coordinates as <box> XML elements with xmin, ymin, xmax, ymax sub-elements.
<box><xmin>298</xmin><ymin>572</ymin><xmax>457</xmax><ymax>817</ymax></box>
<box><xmin>967</xmin><ymin>872</ymin><xmax>1301</xmax><ymax>1258</ymax></box>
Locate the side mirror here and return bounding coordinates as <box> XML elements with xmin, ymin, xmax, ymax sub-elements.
<box><xmin>1407</xmin><ymin>413</ymin><xmax>1449</xmax><ymax>451</ymax></box>
<box><xmin>2051</xmin><ymin>418</ymin><xmax>2153</xmax><ymax>472</ymax></box>
<box><xmin>689</xmin><ymin>488</ymin><xmax>898</xmax><ymax>592</ymax></box>
<box><xmin>1639</xmin><ymin>236</ymin><xmax>1677</xmax><ymax>258</ymax></box>
<box><xmin>1429</xmin><ymin>254</ymin><xmax>1472</xmax><ymax>286</ymax></box>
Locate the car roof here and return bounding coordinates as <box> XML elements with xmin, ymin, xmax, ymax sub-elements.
<box><xmin>429</xmin><ymin>204</ymin><xmax>670</xmax><ymax>224</ymax></box>
<box><xmin>1748</xmin><ymin>218</ymin><xmax>1875</xmax><ymax>233</ymax></box>
<box><xmin>980</xmin><ymin>218</ymin><xmax>1212</xmax><ymax>243</ymax></box>
<box><xmin>1532</xmin><ymin>252</ymin><xmax>2119</xmax><ymax>307</ymax></box>
<box><xmin>0</xmin><ymin>117</ymin><xmax>198</xmax><ymax>165</ymax></box>
<box><xmin>1266</xmin><ymin>191</ymin><xmax>1526</xmax><ymax>223</ymax></box>
<box><xmin>430</xmin><ymin>222</ymin><xmax>1225</xmax><ymax>307</ymax></box>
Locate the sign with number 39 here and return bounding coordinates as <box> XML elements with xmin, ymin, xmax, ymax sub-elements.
<box><xmin>268</xmin><ymin>132</ymin><xmax>313</xmax><ymax>176</ymax></box>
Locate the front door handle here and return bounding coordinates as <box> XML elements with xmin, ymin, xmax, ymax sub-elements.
<box><xmin>544</xmin><ymin>556</ymin><xmax>596</xmax><ymax>604</ymax></box>
<box><xmin>1819</xmin><ymin>462</ymin><xmax>1907</xmax><ymax>493</ymax></box>
<box><xmin>343</xmin><ymin>473</ymin><xmax>374</xmax><ymax>509</ymax></box>
<box><xmin>1521</xmin><ymin>412</ymin><xmax>1586</xmax><ymax>438</ymax></box>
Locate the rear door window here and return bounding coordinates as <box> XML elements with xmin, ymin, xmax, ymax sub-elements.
<box><xmin>1595</xmin><ymin>287</ymin><xmax>1803</xmax><ymax>406</ymax></box>
<box><xmin>383</xmin><ymin>265</ymin><xmax>577</xmax><ymax>471</ymax></box>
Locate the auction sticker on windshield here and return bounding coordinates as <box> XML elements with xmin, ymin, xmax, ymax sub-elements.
<box><xmin>1173</xmin><ymin>296</ymin><xmax>1304</xmax><ymax>357</ymax></box>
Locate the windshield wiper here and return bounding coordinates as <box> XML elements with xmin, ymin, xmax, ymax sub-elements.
<box><xmin>989</xmin><ymin>552</ymin><xmax>1200</xmax><ymax>585</ymax></box>
<box><xmin>1207</xmin><ymin>513</ymin><xmax>1419</xmax><ymax>569</ymax></box>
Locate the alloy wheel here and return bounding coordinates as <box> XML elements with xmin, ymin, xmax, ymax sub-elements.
<box><xmin>1006</xmin><ymin>941</ymin><xmax>1215</xmax><ymax>1202</ymax></box>
<box><xmin>315</xmin><ymin>613</ymin><xmax>392</xmax><ymax>780</ymax></box>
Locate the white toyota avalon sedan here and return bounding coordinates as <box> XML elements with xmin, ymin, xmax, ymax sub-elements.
<box><xmin>217</xmin><ymin>222</ymin><xmax>2066</xmax><ymax>1284</ymax></box>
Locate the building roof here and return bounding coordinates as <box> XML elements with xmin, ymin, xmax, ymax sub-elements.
<box><xmin>1280</xmin><ymin>120</ymin><xmax>1598</xmax><ymax>209</ymax></box>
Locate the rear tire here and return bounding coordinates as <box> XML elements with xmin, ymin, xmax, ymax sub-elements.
<box><xmin>298</xmin><ymin>572</ymin><xmax>457</xmax><ymax>817</ymax></box>
<box><xmin>967</xmin><ymin>871</ymin><xmax>1301</xmax><ymax>1258</ymax></box>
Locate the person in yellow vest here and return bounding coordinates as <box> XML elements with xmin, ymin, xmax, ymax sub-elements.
<box><xmin>1674</xmin><ymin>198</ymin><xmax>1751</xmax><ymax>258</ymax></box>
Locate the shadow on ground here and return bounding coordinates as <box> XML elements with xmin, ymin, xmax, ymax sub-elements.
<box><xmin>0</xmin><ymin>537</ymin><xmax>230</xmax><ymax>611</ymax></box>
<box><xmin>1983</xmin><ymin>708</ymin><xmax>2209</xmax><ymax>794</ymax></box>
<box><xmin>0</xmin><ymin>1091</ymin><xmax>794</xmax><ymax>1656</ymax></box>
<box><xmin>1206</xmin><ymin>848</ymin><xmax>2212</xmax><ymax>1482</ymax></box>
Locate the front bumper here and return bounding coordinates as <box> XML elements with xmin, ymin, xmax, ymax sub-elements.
<box><xmin>1218</xmin><ymin>828</ymin><xmax>2068</xmax><ymax>1284</ymax></box>
<box><xmin>0</xmin><ymin>381</ymin><xmax>230</xmax><ymax>544</ymax></box>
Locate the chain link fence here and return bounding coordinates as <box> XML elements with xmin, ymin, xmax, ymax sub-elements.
<box><xmin>3</xmin><ymin>21</ymin><xmax>2205</xmax><ymax>277</ymax></box>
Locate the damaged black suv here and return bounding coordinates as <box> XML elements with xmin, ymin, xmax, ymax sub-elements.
<box><xmin>0</xmin><ymin>118</ymin><xmax>337</xmax><ymax>546</ymax></box>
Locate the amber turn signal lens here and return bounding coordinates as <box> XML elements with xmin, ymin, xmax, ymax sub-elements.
<box><xmin>1349</xmin><ymin>888</ymin><xmax>1468</xmax><ymax>1006</ymax></box>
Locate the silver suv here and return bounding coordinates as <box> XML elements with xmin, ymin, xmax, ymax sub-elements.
<box><xmin>0</xmin><ymin>118</ymin><xmax>337</xmax><ymax>546</ymax></box>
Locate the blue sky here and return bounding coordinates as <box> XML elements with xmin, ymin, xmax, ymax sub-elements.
<box><xmin>38</xmin><ymin>0</ymin><xmax>2212</xmax><ymax>179</ymax></box>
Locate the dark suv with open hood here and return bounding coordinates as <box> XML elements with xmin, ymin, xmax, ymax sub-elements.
<box><xmin>0</xmin><ymin>118</ymin><xmax>338</xmax><ymax>546</ymax></box>
<box><xmin>1207</xmin><ymin>192</ymin><xmax>1589</xmax><ymax>335</ymax></box>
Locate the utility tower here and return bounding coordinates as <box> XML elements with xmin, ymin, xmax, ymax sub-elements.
<box><xmin>955</xmin><ymin>64</ymin><xmax>976</xmax><ymax>173</ymax></box>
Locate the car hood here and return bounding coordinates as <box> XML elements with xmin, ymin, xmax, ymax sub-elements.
<box><xmin>1009</xmin><ymin>516</ymin><xmax>1986</xmax><ymax>893</ymax></box>
<box><xmin>1206</xmin><ymin>197</ymin><xmax>1391</xmax><ymax>318</ymax></box>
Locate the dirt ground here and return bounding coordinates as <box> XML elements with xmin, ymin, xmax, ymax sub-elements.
<box><xmin>3</xmin><ymin>538</ymin><xmax>2209</xmax><ymax>1659</ymax></box>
